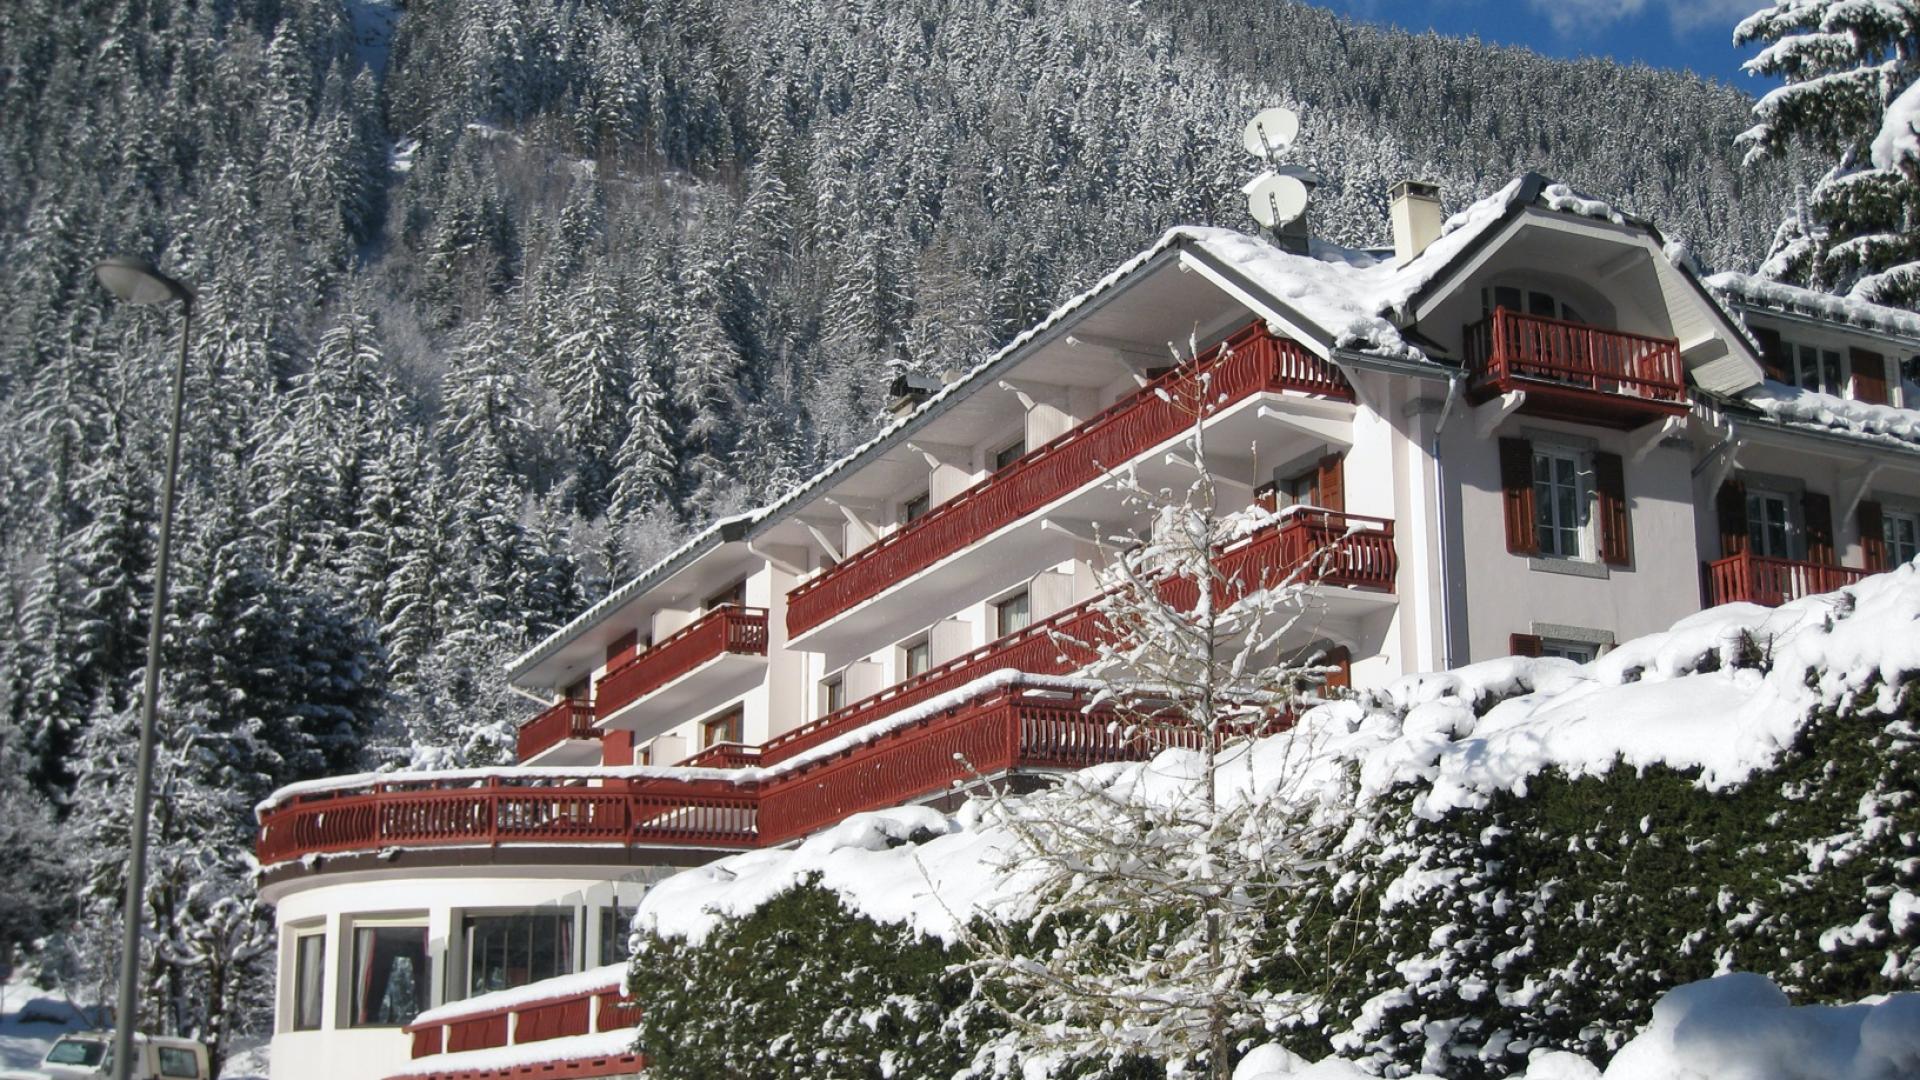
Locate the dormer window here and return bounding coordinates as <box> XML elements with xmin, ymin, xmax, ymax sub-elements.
<box><xmin>1484</xmin><ymin>285</ymin><xmax>1585</xmax><ymax>326</ymax></box>
<box><xmin>1785</xmin><ymin>339</ymin><xmax>1845</xmax><ymax>396</ymax></box>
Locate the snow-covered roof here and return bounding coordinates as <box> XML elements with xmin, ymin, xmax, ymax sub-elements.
<box><xmin>1741</xmin><ymin>381</ymin><xmax>1920</xmax><ymax>453</ymax></box>
<box><xmin>1706</xmin><ymin>270</ymin><xmax>1920</xmax><ymax>346</ymax></box>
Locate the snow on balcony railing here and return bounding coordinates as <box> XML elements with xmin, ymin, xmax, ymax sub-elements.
<box><xmin>1706</xmin><ymin>551</ymin><xmax>1870</xmax><ymax>608</ymax></box>
<box><xmin>594</xmin><ymin>605</ymin><xmax>768</xmax><ymax>721</ymax></box>
<box><xmin>394</xmin><ymin>966</ymin><xmax>646</xmax><ymax>1080</ymax></box>
<box><xmin>674</xmin><ymin>741</ymin><xmax>762</xmax><ymax>770</ymax></box>
<box><xmin>515</xmin><ymin>699</ymin><xmax>596</xmax><ymax>762</ymax></box>
<box><xmin>784</xmin><ymin>322</ymin><xmax>1352</xmax><ymax>637</ymax></box>
<box><xmin>1463</xmin><ymin>308</ymin><xmax>1686</xmax><ymax>406</ymax></box>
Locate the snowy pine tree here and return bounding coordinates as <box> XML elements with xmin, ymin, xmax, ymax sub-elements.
<box><xmin>1737</xmin><ymin>0</ymin><xmax>1920</xmax><ymax>306</ymax></box>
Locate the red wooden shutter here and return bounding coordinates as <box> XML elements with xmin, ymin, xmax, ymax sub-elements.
<box><xmin>1802</xmin><ymin>491</ymin><xmax>1836</xmax><ymax>565</ymax></box>
<box><xmin>1320</xmin><ymin>645</ymin><xmax>1352</xmax><ymax>691</ymax></box>
<box><xmin>1717</xmin><ymin>478</ymin><xmax>1748</xmax><ymax>557</ymax></box>
<box><xmin>1509</xmin><ymin>633</ymin><xmax>1543</xmax><ymax>658</ymax></box>
<box><xmin>1859</xmin><ymin>500</ymin><xmax>1887</xmax><ymax>571</ymax></box>
<box><xmin>1499</xmin><ymin>437</ymin><xmax>1537</xmax><ymax>555</ymax></box>
<box><xmin>1851</xmin><ymin>348</ymin><xmax>1888</xmax><ymax>404</ymax></box>
<box><xmin>1593</xmin><ymin>451</ymin><xmax>1632</xmax><ymax>567</ymax></box>
<box><xmin>1751</xmin><ymin>325</ymin><xmax>1789</xmax><ymax>382</ymax></box>
<box><xmin>1317</xmin><ymin>453</ymin><xmax>1345</xmax><ymax>514</ymax></box>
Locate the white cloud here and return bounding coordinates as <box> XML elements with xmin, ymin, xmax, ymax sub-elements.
<box><xmin>1524</xmin><ymin>0</ymin><xmax>1753</xmax><ymax>38</ymax></box>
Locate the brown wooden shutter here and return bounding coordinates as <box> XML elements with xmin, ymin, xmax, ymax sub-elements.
<box><xmin>1593</xmin><ymin>451</ymin><xmax>1632</xmax><ymax>567</ymax></box>
<box><xmin>1851</xmin><ymin>348</ymin><xmax>1889</xmax><ymax>404</ymax></box>
<box><xmin>1751</xmin><ymin>325</ymin><xmax>1789</xmax><ymax>382</ymax></box>
<box><xmin>1320</xmin><ymin>645</ymin><xmax>1352</xmax><ymax>691</ymax></box>
<box><xmin>1499</xmin><ymin>437</ymin><xmax>1538</xmax><ymax>555</ymax></box>
<box><xmin>1509</xmin><ymin>633</ymin><xmax>1543</xmax><ymax>658</ymax></box>
<box><xmin>606</xmin><ymin>629</ymin><xmax>640</xmax><ymax>669</ymax></box>
<box><xmin>1802</xmin><ymin>490</ymin><xmax>1836</xmax><ymax>565</ymax></box>
<box><xmin>1859</xmin><ymin>499</ymin><xmax>1887</xmax><ymax>571</ymax></box>
<box><xmin>1717</xmin><ymin>478</ymin><xmax>1748</xmax><ymax>557</ymax></box>
<box><xmin>1316</xmin><ymin>453</ymin><xmax>1345</xmax><ymax>514</ymax></box>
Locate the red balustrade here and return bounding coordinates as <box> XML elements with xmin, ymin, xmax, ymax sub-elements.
<box><xmin>595</xmin><ymin>606</ymin><xmax>768</xmax><ymax>721</ymax></box>
<box><xmin>785</xmin><ymin>323</ymin><xmax>1353</xmax><ymax>637</ymax></box>
<box><xmin>1464</xmin><ymin>308</ymin><xmax>1686</xmax><ymax>410</ymax></box>
<box><xmin>761</xmin><ymin>509</ymin><xmax>1394</xmax><ymax>768</ymax></box>
<box><xmin>675</xmin><ymin>742</ymin><xmax>763</xmax><ymax>770</ymax></box>
<box><xmin>404</xmin><ymin>977</ymin><xmax>638</xmax><ymax>1068</ymax></box>
<box><xmin>516</xmin><ymin>700</ymin><xmax>596</xmax><ymax>762</ymax></box>
<box><xmin>1706</xmin><ymin>551</ymin><xmax>1868</xmax><ymax>608</ymax></box>
<box><xmin>256</xmin><ymin>775</ymin><xmax>758</xmax><ymax>865</ymax></box>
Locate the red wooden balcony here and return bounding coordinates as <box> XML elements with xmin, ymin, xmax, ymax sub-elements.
<box><xmin>1705</xmin><ymin>551</ymin><xmax>1869</xmax><ymax>608</ymax></box>
<box><xmin>786</xmin><ymin>323</ymin><xmax>1353</xmax><ymax>637</ymax></box>
<box><xmin>675</xmin><ymin>742</ymin><xmax>762</xmax><ymax>770</ymax></box>
<box><xmin>761</xmin><ymin>509</ymin><xmax>1394</xmax><ymax>768</ymax></box>
<box><xmin>594</xmin><ymin>605</ymin><xmax>768</xmax><ymax>726</ymax></box>
<box><xmin>255</xmin><ymin>773</ymin><xmax>759</xmax><ymax>865</ymax></box>
<box><xmin>400</xmin><ymin>969</ymin><xmax>643</xmax><ymax>1080</ymax></box>
<box><xmin>515</xmin><ymin>700</ymin><xmax>597</xmax><ymax>764</ymax></box>
<box><xmin>1463</xmin><ymin>308</ymin><xmax>1687</xmax><ymax>427</ymax></box>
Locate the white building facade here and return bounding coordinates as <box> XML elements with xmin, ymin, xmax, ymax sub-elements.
<box><xmin>253</xmin><ymin>173</ymin><xmax>1920</xmax><ymax>1080</ymax></box>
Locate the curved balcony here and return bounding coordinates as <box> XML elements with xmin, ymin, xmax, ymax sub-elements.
<box><xmin>593</xmin><ymin>605</ymin><xmax>768</xmax><ymax>735</ymax></box>
<box><xmin>1705</xmin><ymin>551</ymin><xmax>1868</xmax><ymax>608</ymax></box>
<box><xmin>256</xmin><ymin>773</ymin><xmax>759</xmax><ymax>867</ymax></box>
<box><xmin>516</xmin><ymin>700</ymin><xmax>598</xmax><ymax>765</ymax></box>
<box><xmin>786</xmin><ymin>324</ymin><xmax>1353</xmax><ymax>639</ymax></box>
<box><xmin>1463</xmin><ymin>308</ymin><xmax>1687</xmax><ymax>428</ymax></box>
<box><xmin>399</xmin><ymin>967</ymin><xmax>641</xmax><ymax>1080</ymax></box>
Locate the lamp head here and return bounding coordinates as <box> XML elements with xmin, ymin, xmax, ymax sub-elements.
<box><xmin>94</xmin><ymin>257</ymin><xmax>194</xmax><ymax>307</ymax></box>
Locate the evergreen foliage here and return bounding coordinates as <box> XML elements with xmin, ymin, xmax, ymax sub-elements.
<box><xmin>1736</xmin><ymin>0</ymin><xmax>1920</xmax><ymax>307</ymax></box>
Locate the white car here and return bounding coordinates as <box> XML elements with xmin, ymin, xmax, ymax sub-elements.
<box><xmin>0</xmin><ymin>1033</ymin><xmax>209</xmax><ymax>1080</ymax></box>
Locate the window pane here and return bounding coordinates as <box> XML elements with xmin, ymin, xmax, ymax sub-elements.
<box><xmin>905</xmin><ymin>641</ymin><xmax>929</xmax><ymax>677</ymax></box>
<box><xmin>1494</xmin><ymin>286</ymin><xmax>1523</xmax><ymax>313</ymax></box>
<box><xmin>993</xmin><ymin>440</ymin><xmax>1025</xmax><ymax>471</ymax></box>
<box><xmin>352</xmin><ymin>926</ymin><xmax>427</xmax><ymax>1027</ymax></box>
<box><xmin>1528</xmin><ymin>290</ymin><xmax>1556</xmax><ymax>316</ymax></box>
<box><xmin>599</xmin><ymin>906</ymin><xmax>636</xmax><ymax>967</ymax></box>
<box><xmin>996</xmin><ymin>592</ymin><xmax>1031</xmax><ymax>638</ymax></box>
<box><xmin>158</xmin><ymin>1048</ymin><xmax>199</xmax><ymax>1078</ymax></box>
<box><xmin>466</xmin><ymin>913</ymin><xmax>575</xmax><ymax>997</ymax></box>
<box><xmin>294</xmin><ymin>933</ymin><xmax>325</xmax><ymax>1031</ymax></box>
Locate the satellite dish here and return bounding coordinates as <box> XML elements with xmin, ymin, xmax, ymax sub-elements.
<box><xmin>1245</xmin><ymin>172</ymin><xmax>1310</xmax><ymax>229</ymax></box>
<box><xmin>1242</xmin><ymin>107</ymin><xmax>1300</xmax><ymax>160</ymax></box>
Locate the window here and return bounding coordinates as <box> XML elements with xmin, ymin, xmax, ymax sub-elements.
<box><xmin>821</xmin><ymin>675</ymin><xmax>846</xmax><ymax>715</ymax></box>
<box><xmin>157</xmin><ymin>1047</ymin><xmax>200</xmax><ymax>1078</ymax></box>
<box><xmin>1531</xmin><ymin>447</ymin><xmax>1589</xmax><ymax>560</ymax></box>
<box><xmin>465</xmin><ymin>912</ymin><xmax>574</xmax><ymax>997</ymax></box>
<box><xmin>599</xmin><ymin>905</ymin><xmax>638</xmax><ymax>966</ymax></box>
<box><xmin>992</xmin><ymin>438</ymin><xmax>1026</xmax><ymax>471</ymax></box>
<box><xmin>1886</xmin><ymin>509</ymin><xmax>1920</xmax><ymax>566</ymax></box>
<box><xmin>45</xmin><ymin>1041</ymin><xmax>107</xmax><ymax>1067</ymax></box>
<box><xmin>1539</xmin><ymin>639</ymin><xmax>1599</xmax><ymax>663</ymax></box>
<box><xmin>350</xmin><ymin>925</ymin><xmax>428</xmax><ymax>1027</ymax></box>
<box><xmin>1746</xmin><ymin>490</ymin><xmax>1795</xmax><ymax>559</ymax></box>
<box><xmin>1787</xmin><ymin>341</ymin><xmax>1845</xmax><ymax>396</ymax></box>
<box><xmin>704</xmin><ymin>580</ymin><xmax>745</xmax><ymax>612</ymax></box>
<box><xmin>1485</xmin><ymin>285</ymin><xmax>1584</xmax><ymax>325</ymax></box>
<box><xmin>993</xmin><ymin>591</ymin><xmax>1032</xmax><ymax>639</ymax></box>
<box><xmin>292</xmin><ymin>931</ymin><xmax>325</xmax><ymax>1031</ymax></box>
<box><xmin>903</xmin><ymin>638</ymin><xmax>930</xmax><ymax>678</ymax></box>
<box><xmin>702</xmin><ymin>708</ymin><xmax>744</xmax><ymax>747</ymax></box>
<box><xmin>903</xmin><ymin>491</ymin><xmax>931</xmax><ymax>523</ymax></box>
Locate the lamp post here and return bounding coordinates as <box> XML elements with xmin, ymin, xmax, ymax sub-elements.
<box><xmin>93</xmin><ymin>256</ymin><xmax>195</xmax><ymax>1080</ymax></box>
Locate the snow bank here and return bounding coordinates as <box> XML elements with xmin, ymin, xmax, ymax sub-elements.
<box><xmin>1744</xmin><ymin>380</ymin><xmax>1920</xmax><ymax>451</ymax></box>
<box><xmin>635</xmin><ymin>562</ymin><xmax>1920</xmax><ymax>944</ymax></box>
<box><xmin>1234</xmin><ymin>976</ymin><xmax>1920</xmax><ymax>1080</ymax></box>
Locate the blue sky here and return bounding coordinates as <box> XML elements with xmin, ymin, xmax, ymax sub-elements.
<box><xmin>1315</xmin><ymin>0</ymin><xmax>1772</xmax><ymax>89</ymax></box>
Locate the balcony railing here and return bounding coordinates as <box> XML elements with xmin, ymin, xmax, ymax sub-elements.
<box><xmin>760</xmin><ymin>509</ymin><xmax>1394</xmax><ymax>768</ymax></box>
<box><xmin>594</xmin><ymin>605</ymin><xmax>768</xmax><ymax>722</ymax></box>
<box><xmin>256</xmin><ymin>774</ymin><xmax>759</xmax><ymax>865</ymax></box>
<box><xmin>1463</xmin><ymin>308</ymin><xmax>1686</xmax><ymax>412</ymax></box>
<box><xmin>515</xmin><ymin>700</ymin><xmax>596</xmax><ymax>762</ymax></box>
<box><xmin>676</xmin><ymin>742</ymin><xmax>762</xmax><ymax>770</ymax></box>
<box><xmin>785</xmin><ymin>323</ymin><xmax>1353</xmax><ymax>637</ymax></box>
<box><xmin>1706</xmin><ymin>551</ymin><xmax>1869</xmax><ymax>608</ymax></box>
<box><xmin>403</xmin><ymin>967</ymin><xmax>641</xmax><ymax>1074</ymax></box>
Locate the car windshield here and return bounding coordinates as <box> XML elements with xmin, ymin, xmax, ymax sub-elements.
<box><xmin>45</xmin><ymin>1039</ymin><xmax>107</xmax><ymax>1066</ymax></box>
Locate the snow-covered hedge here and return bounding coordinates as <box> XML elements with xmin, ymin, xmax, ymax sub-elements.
<box><xmin>626</xmin><ymin>568</ymin><xmax>1920</xmax><ymax>1077</ymax></box>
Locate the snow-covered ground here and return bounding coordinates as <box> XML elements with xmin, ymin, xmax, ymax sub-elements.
<box><xmin>0</xmin><ymin>976</ymin><xmax>95</xmax><ymax>1073</ymax></box>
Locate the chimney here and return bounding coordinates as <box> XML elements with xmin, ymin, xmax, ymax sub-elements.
<box><xmin>1390</xmin><ymin>180</ymin><xmax>1442</xmax><ymax>266</ymax></box>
